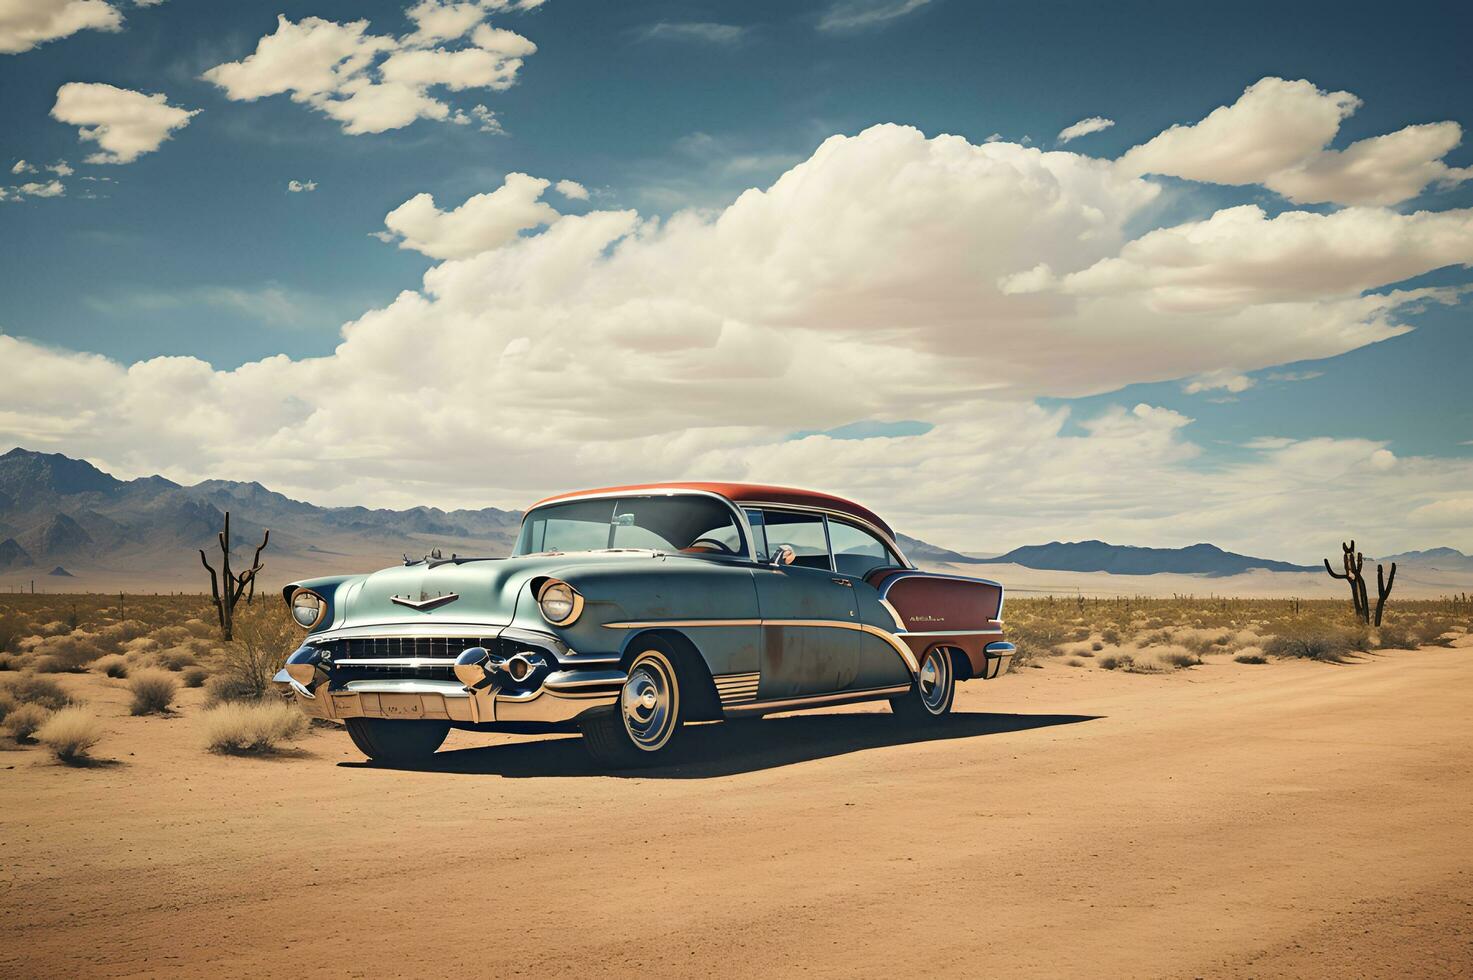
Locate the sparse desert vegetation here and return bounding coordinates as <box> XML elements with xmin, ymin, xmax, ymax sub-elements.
<box><xmin>35</xmin><ymin>707</ymin><xmax>104</xmax><ymax>764</ymax></box>
<box><xmin>199</xmin><ymin>700</ymin><xmax>308</xmax><ymax>754</ymax></box>
<box><xmin>1003</xmin><ymin>595</ymin><xmax>1469</xmax><ymax>672</ymax></box>
<box><xmin>128</xmin><ymin>669</ymin><xmax>179</xmax><ymax>715</ymax></box>
<box><xmin>5</xmin><ymin>702</ymin><xmax>51</xmax><ymax>742</ymax></box>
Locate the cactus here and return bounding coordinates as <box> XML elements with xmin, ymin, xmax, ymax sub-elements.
<box><xmin>199</xmin><ymin>511</ymin><xmax>269</xmax><ymax>641</ymax></box>
<box><xmin>1323</xmin><ymin>540</ymin><xmax>1396</xmax><ymax>625</ymax></box>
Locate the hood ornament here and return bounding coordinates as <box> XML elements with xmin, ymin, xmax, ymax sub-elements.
<box><xmin>391</xmin><ymin>591</ymin><xmax>460</xmax><ymax>611</ymax></box>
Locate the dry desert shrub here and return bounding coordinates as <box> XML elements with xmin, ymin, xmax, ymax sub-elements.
<box><xmin>205</xmin><ymin>606</ymin><xmax>296</xmax><ymax>705</ymax></box>
<box><xmin>5</xmin><ymin>702</ymin><xmax>51</xmax><ymax>742</ymax></box>
<box><xmin>128</xmin><ymin>669</ymin><xmax>178</xmax><ymax>715</ymax></box>
<box><xmin>95</xmin><ymin>654</ymin><xmax>129</xmax><ymax>678</ymax></box>
<box><xmin>4</xmin><ymin>674</ymin><xmax>75</xmax><ymax>710</ymax></box>
<box><xmin>1234</xmin><ymin>650</ymin><xmax>1268</xmax><ymax>664</ymax></box>
<box><xmin>0</xmin><ymin>690</ymin><xmax>17</xmax><ymax>723</ymax></box>
<box><xmin>1156</xmin><ymin>647</ymin><xmax>1200</xmax><ymax>669</ymax></box>
<box><xmin>29</xmin><ymin>632</ymin><xmax>105</xmax><ymax>673</ymax></box>
<box><xmin>180</xmin><ymin>666</ymin><xmax>210</xmax><ymax>688</ymax></box>
<box><xmin>1065</xmin><ymin>658</ymin><xmax>1085</xmax><ymax>667</ymax></box>
<box><xmin>1097</xmin><ymin>653</ymin><xmax>1132</xmax><ymax>671</ymax></box>
<box><xmin>200</xmin><ymin>701</ymin><xmax>307</xmax><ymax>754</ymax></box>
<box><xmin>0</xmin><ymin>652</ymin><xmax>19</xmax><ymax>671</ymax></box>
<box><xmin>35</xmin><ymin>708</ymin><xmax>104</xmax><ymax>764</ymax></box>
<box><xmin>154</xmin><ymin>647</ymin><xmax>198</xmax><ymax>671</ymax></box>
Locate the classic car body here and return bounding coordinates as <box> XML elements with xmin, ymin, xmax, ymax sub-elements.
<box><xmin>274</xmin><ymin>483</ymin><xmax>1013</xmax><ymax>766</ymax></box>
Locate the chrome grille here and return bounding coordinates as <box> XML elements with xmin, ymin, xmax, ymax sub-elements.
<box><xmin>329</xmin><ymin>636</ymin><xmax>497</xmax><ymax>660</ymax></box>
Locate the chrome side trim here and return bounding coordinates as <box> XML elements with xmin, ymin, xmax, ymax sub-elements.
<box><xmin>899</xmin><ymin>629</ymin><xmax>1004</xmax><ymax>637</ymax></box>
<box><xmin>713</xmin><ymin>671</ymin><xmax>760</xmax><ymax>705</ymax></box>
<box><xmin>722</xmin><ymin>684</ymin><xmax>910</xmax><ymax>716</ymax></box>
<box><xmin>603</xmin><ymin>618</ymin><xmax>761</xmax><ymax>629</ymax></box>
<box><xmin>390</xmin><ymin>592</ymin><xmax>460</xmax><ymax>611</ymax></box>
<box><xmin>544</xmin><ymin>669</ymin><xmax>627</xmax><ymax>692</ymax></box>
<box><xmin>308</xmin><ymin>623</ymin><xmax>513</xmax><ymax>642</ymax></box>
<box><xmin>600</xmin><ymin>618</ymin><xmax>920</xmax><ymax>676</ymax></box>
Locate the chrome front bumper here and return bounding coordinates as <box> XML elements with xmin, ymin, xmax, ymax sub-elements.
<box><xmin>273</xmin><ymin>668</ymin><xmax>625</xmax><ymax>726</ymax></box>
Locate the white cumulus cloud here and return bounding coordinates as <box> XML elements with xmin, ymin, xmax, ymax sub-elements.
<box><xmin>554</xmin><ymin>179</ymin><xmax>588</xmax><ymax>200</ymax></box>
<box><xmin>0</xmin><ymin>0</ymin><xmax>122</xmax><ymax>54</ymax></box>
<box><xmin>202</xmin><ymin>10</ymin><xmax>537</xmax><ymax>136</ymax></box>
<box><xmin>1057</xmin><ymin>116</ymin><xmax>1114</xmax><ymax>144</ymax></box>
<box><xmin>1118</xmin><ymin>76</ymin><xmax>1471</xmax><ymax>205</ymax></box>
<box><xmin>287</xmin><ymin>179</ymin><xmax>317</xmax><ymax>193</ymax></box>
<box><xmin>50</xmin><ymin>82</ymin><xmax>198</xmax><ymax>164</ymax></box>
<box><xmin>2</xmin><ymin>112</ymin><xmax>1472</xmax><ymax>556</ymax></box>
<box><xmin>380</xmin><ymin>172</ymin><xmax>560</xmax><ymax>259</ymax></box>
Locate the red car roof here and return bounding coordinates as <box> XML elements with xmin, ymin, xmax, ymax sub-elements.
<box><xmin>528</xmin><ymin>482</ymin><xmax>895</xmax><ymax>539</ymax></box>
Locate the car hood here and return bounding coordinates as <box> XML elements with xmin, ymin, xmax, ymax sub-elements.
<box><xmin>329</xmin><ymin>551</ymin><xmax>671</xmax><ymax>632</ymax></box>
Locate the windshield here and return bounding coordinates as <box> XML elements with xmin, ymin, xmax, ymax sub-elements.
<box><xmin>515</xmin><ymin>495</ymin><xmax>748</xmax><ymax>558</ymax></box>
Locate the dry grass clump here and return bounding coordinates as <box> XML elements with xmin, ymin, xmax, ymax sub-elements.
<box><xmin>5</xmin><ymin>702</ymin><xmax>51</xmax><ymax>742</ymax></box>
<box><xmin>1097</xmin><ymin>653</ymin><xmax>1132</xmax><ymax>671</ymax></box>
<box><xmin>95</xmin><ymin>654</ymin><xmax>129</xmax><ymax>678</ymax></box>
<box><xmin>35</xmin><ymin>707</ymin><xmax>104</xmax><ymax>764</ymax></box>
<box><xmin>203</xmin><ymin>606</ymin><xmax>297</xmax><ymax>705</ymax></box>
<box><xmin>199</xmin><ymin>701</ymin><xmax>307</xmax><ymax>754</ymax></box>
<box><xmin>128</xmin><ymin>669</ymin><xmax>178</xmax><ymax>715</ymax></box>
<box><xmin>1157</xmin><ymin>647</ymin><xmax>1200</xmax><ymax>669</ymax></box>
<box><xmin>180</xmin><ymin>665</ymin><xmax>210</xmax><ymax>688</ymax></box>
<box><xmin>4</xmin><ymin>674</ymin><xmax>75</xmax><ymax>710</ymax></box>
<box><xmin>154</xmin><ymin>647</ymin><xmax>198</xmax><ymax>671</ymax></box>
<box><xmin>1234</xmin><ymin>649</ymin><xmax>1268</xmax><ymax>664</ymax></box>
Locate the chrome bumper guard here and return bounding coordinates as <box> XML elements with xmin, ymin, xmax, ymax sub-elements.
<box><xmin>982</xmin><ymin>641</ymin><xmax>1015</xmax><ymax>679</ymax></box>
<box><xmin>272</xmin><ymin>646</ymin><xmax>625</xmax><ymax>726</ymax></box>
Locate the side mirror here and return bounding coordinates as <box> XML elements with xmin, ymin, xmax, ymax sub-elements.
<box><xmin>770</xmin><ymin>544</ymin><xmax>796</xmax><ymax>567</ymax></box>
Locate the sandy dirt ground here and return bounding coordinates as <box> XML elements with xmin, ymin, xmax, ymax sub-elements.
<box><xmin>2</xmin><ymin>648</ymin><xmax>1471</xmax><ymax>979</ymax></box>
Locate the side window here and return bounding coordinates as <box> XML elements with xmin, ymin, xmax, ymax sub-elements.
<box><xmin>827</xmin><ymin>518</ymin><xmax>899</xmax><ymax>578</ymax></box>
<box><xmin>760</xmin><ymin>510</ymin><xmax>832</xmax><ymax>570</ymax></box>
<box><xmin>744</xmin><ymin>509</ymin><xmax>769</xmax><ymax>561</ymax></box>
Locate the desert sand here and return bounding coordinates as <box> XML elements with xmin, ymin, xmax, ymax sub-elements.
<box><xmin>2</xmin><ymin>646</ymin><xmax>1471</xmax><ymax>978</ymax></box>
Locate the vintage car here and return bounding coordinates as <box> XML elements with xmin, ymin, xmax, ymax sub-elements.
<box><xmin>274</xmin><ymin>483</ymin><xmax>1013</xmax><ymax>767</ymax></box>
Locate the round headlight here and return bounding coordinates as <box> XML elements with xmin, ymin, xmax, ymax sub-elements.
<box><xmin>290</xmin><ymin>589</ymin><xmax>325</xmax><ymax>629</ymax></box>
<box><xmin>537</xmin><ymin>580</ymin><xmax>581</xmax><ymax>626</ymax></box>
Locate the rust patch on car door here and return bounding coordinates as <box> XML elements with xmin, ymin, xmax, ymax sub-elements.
<box><xmin>762</xmin><ymin>624</ymin><xmax>785</xmax><ymax>674</ymax></box>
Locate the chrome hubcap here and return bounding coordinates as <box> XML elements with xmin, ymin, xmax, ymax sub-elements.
<box><xmin>621</xmin><ymin>655</ymin><xmax>675</xmax><ymax>750</ymax></box>
<box><xmin>918</xmin><ymin>649</ymin><xmax>951</xmax><ymax>713</ymax></box>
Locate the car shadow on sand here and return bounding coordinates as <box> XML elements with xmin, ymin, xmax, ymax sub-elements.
<box><xmin>340</xmin><ymin>710</ymin><xmax>1101</xmax><ymax>779</ymax></box>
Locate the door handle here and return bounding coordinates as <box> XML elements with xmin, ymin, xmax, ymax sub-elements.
<box><xmin>831</xmin><ymin>578</ymin><xmax>853</xmax><ymax>587</ymax></box>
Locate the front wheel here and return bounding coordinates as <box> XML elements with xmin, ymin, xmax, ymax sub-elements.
<box><xmin>345</xmin><ymin>717</ymin><xmax>450</xmax><ymax>762</ymax></box>
<box><xmin>889</xmin><ymin>647</ymin><xmax>955</xmax><ymax>722</ymax></box>
<box><xmin>580</xmin><ymin>647</ymin><xmax>683</xmax><ymax>768</ymax></box>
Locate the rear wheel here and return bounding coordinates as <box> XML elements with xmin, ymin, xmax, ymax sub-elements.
<box><xmin>345</xmin><ymin>717</ymin><xmax>450</xmax><ymax>762</ymax></box>
<box><xmin>580</xmin><ymin>647</ymin><xmax>683</xmax><ymax>768</ymax></box>
<box><xmin>889</xmin><ymin>647</ymin><xmax>955</xmax><ymax>722</ymax></box>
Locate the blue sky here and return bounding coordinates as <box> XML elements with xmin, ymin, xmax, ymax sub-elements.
<box><xmin>1</xmin><ymin>0</ymin><xmax>1471</xmax><ymax>557</ymax></box>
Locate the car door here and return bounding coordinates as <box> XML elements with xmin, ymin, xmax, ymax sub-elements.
<box><xmin>826</xmin><ymin>517</ymin><xmax>915</xmax><ymax>692</ymax></box>
<box><xmin>746</xmin><ymin>508</ymin><xmax>861</xmax><ymax>700</ymax></box>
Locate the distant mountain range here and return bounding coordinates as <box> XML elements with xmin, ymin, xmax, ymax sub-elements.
<box><xmin>1</xmin><ymin>447</ymin><xmax>1458</xmax><ymax>590</ymax></box>
<box><xmin>973</xmin><ymin>540</ymin><xmax>1319</xmax><ymax>577</ymax></box>
<box><xmin>1376</xmin><ymin>547</ymin><xmax>1473</xmax><ymax>573</ymax></box>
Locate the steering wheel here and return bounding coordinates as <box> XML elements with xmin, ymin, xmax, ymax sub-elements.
<box><xmin>687</xmin><ymin>537</ymin><xmax>738</xmax><ymax>555</ymax></box>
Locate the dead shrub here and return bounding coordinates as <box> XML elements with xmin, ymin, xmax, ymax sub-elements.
<box><xmin>5</xmin><ymin>703</ymin><xmax>51</xmax><ymax>742</ymax></box>
<box><xmin>4</xmin><ymin>674</ymin><xmax>75</xmax><ymax>710</ymax></box>
<box><xmin>0</xmin><ymin>652</ymin><xmax>20</xmax><ymax>671</ymax></box>
<box><xmin>154</xmin><ymin>647</ymin><xmax>198</xmax><ymax>671</ymax></box>
<box><xmin>1234</xmin><ymin>652</ymin><xmax>1268</xmax><ymax>664</ymax></box>
<box><xmin>199</xmin><ymin>701</ymin><xmax>307</xmax><ymax>754</ymax></box>
<box><xmin>1262</xmin><ymin>623</ymin><xmax>1361</xmax><ymax>662</ymax></box>
<box><xmin>1375</xmin><ymin>622</ymin><xmax>1416</xmax><ymax>650</ymax></box>
<box><xmin>1098</xmin><ymin>653</ymin><xmax>1133</xmax><ymax>671</ymax></box>
<box><xmin>1158</xmin><ymin>648</ymin><xmax>1199</xmax><ymax>669</ymax></box>
<box><xmin>95</xmin><ymin>654</ymin><xmax>129</xmax><ymax>678</ymax></box>
<box><xmin>35</xmin><ymin>708</ymin><xmax>104</xmax><ymax>764</ymax></box>
<box><xmin>1065</xmin><ymin>658</ymin><xmax>1084</xmax><ymax>667</ymax></box>
<box><xmin>0</xmin><ymin>690</ymin><xmax>17</xmax><ymax>723</ymax></box>
<box><xmin>1101</xmin><ymin>627</ymin><xmax>1121</xmax><ymax>645</ymax></box>
<box><xmin>207</xmin><ymin>607</ymin><xmax>296</xmax><ymax>704</ymax></box>
<box><xmin>28</xmin><ymin>633</ymin><xmax>104</xmax><ymax>673</ymax></box>
<box><xmin>180</xmin><ymin>666</ymin><xmax>209</xmax><ymax>688</ymax></box>
<box><xmin>128</xmin><ymin>669</ymin><xmax>178</xmax><ymax>715</ymax></box>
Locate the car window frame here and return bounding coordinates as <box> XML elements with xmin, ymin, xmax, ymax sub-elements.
<box><xmin>825</xmin><ymin>515</ymin><xmax>904</xmax><ymax>579</ymax></box>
